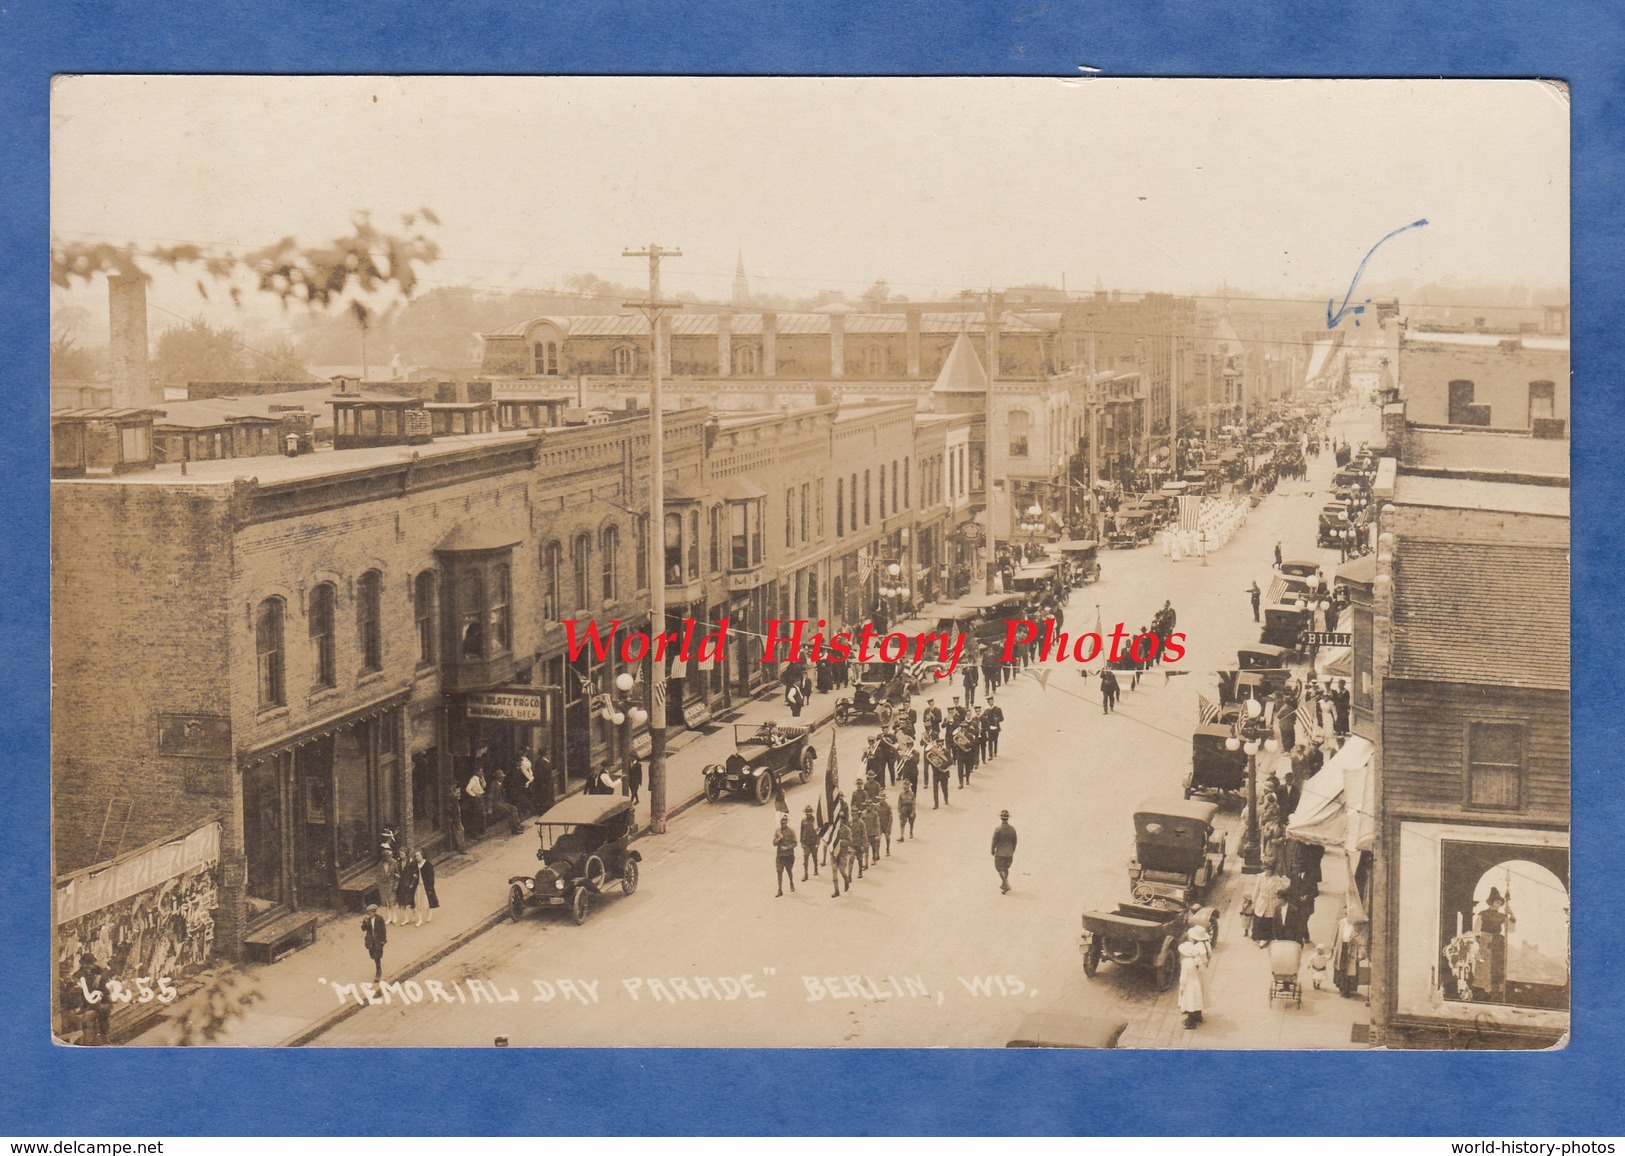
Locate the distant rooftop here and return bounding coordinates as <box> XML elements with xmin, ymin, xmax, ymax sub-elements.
<box><xmin>1391</xmin><ymin>472</ymin><xmax>1570</xmax><ymax>519</ymax></box>
<box><xmin>1405</xmin><ymin>427</ymin><xmax>1570</xmax><ymax>478</ymax></box>
<box><xmin>482</xmin><ymin>310</ymin><xmax>1052</xmax><ymax>341</ymax></box>
<box><xmin>1404</xmin><ymin>329</ymin><xmax>1569</xmax><ymax>352</ymax></box>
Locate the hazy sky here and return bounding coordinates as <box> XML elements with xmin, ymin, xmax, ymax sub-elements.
<box><xmin>52</xmin><ymin>76</ymin><xmax>1568</xmax><ymax>328</ymax></box>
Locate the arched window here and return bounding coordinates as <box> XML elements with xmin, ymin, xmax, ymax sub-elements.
<box><xmin>541</xmin><ymin>541</ymin><xmax>563</xmax><ymax>620</ymax></box>
<box><xmin>786</xmin><ymin>487</ymin><xmax>796</xmax><ymax>547</ymax></box>
<box><xmin>902</xmin><ymin>457</ymin><xmax>910</xmax><ymax>508</ymax></box>
<box><xmin>491</xmin><ymin>563</ymin><xmax>511</xmax><ymax>652</ymax></box>
<box><xmin>878</xmin><ymin>465</ymin><xmax>886</xmax><ymax>520</ymax></box>
<box><xmin>863</xmin><ymin>469</ymin><xmax>872</xmax><ymax>525</ymax></box>
<box><xmin>534</xmin><ymin>340</ymin><xmax>560</xmax><ymax>376</ymax></box>
<box><xmin>309</xmin><ymin>582</ymin><xmax>336</xmax><ymax>687</ymax></box>
<box><xmin>413</xmin><ymin>571</ymin><xmax>436</xmax><ymax>666</ymax></box>
<box><xmin>256</xmin><ymin>597</ymin><xmax>285</xmax><ymax>709</ymax></box>
<box><xmin>613</xmin><ymin>346</ymin><xmax>635</xmax><ymax>376</ymax></box>
<box><xmin>460</xmin><ymin>571</ymin><xmax>486</xmax><ymax>659</ymax></box>
<box><xmin>735</xmin><ymin>344</ymin><xmax>758</xmax><ymax>374</ymax></box>
<box><xmin>892</xmin><ymin>459</ymin><xmax>900</xmax><ymax>512</ymax></box>
<box><xmin>601</xmin><ymin>525</ymin><xmax>620</xmax><ymax>603</ymax></box>
<box><xmin>573</xmin><ymin>532</ymin><xmax>592</xmax><ymax>610</ymax></box>
<box><xmin>709</xmin><ymin>505</ymin><xmax>723</xmax><ymax>572</ymax></box>
<box><xmin>687</xmin><ymin>509</ymin><xmax>701</xmax><ymax>578</ymax></box>
<box><xmin>357</xmin><ymin>570</ymin><xmax>382</xmax><ymax>672</ymax></box>
<box><xmin>864</xmin><ymin>344</ymin><xmax>885</xmax><ymax>375</ymax></box>
<box><xmin>836</xmin><ymin>477</ymin><xmax>845</xmax><ymax>537</ymax></box>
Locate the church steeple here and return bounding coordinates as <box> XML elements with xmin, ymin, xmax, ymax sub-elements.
<box><xmin>732</xmin><ymin>249</ymin><xmax>751</xmax><ymax>307</ymax></box>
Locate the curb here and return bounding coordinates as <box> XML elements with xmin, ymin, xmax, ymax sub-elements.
<box><xmin>282</xmin><ymin>708</ymin><xmax>836</xmax><ymax>1046</ymax></box>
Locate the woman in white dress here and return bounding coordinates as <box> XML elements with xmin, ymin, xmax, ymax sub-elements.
<box><xmin>1179</xmin><ymin>924</ymin><xmax>1212</xmax><ymax>1029</ymax></box>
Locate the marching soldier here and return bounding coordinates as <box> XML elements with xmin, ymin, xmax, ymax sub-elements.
<box><xmin>922</xmin><ymin>698</ymin><xmax>943</xmax><ymax>742</ymax></box>
<box><xmin>799</xmin><ymin>804</ymin><xmax>821</xmax><ymax>880</ymax></box>
<box><xmin>874</xmin><ymin>788</ymin><xmax>893</xmax><ymax>857</ymax></box>
<box><xmin>896</xmin><ymin>780</ymin><xmax>917</xmax><ymax>841</ymax></box>
<box><xmin>850</xmin><ymin>796</ymin><xmax>870</xmax><ymax>877</ymax></box>
<box><xmin>991</xmin><ymin>809</ymin><xmax>1018</xmax><ymax>894</ymax></box>
<box><xmin>829</xmin><ymin>812</ymin><xmax>855</xmax><ymax>898</ymax></box>
<box><xmin>773</xmin><ymin>816</ymin><xmax>798</xmax><ymax>897</ymax></box>
<box><xmin>874</xmin><ymin>727</ymin><xmax>900</xmax><ymax>785</ymax></box>
<box><xmin>927</xmin><ymin>737</ymin><xmax>953</xmax><ymax>807</ymax></box>
<box><xmin>863</xmin><ymin>793</ymin><xmax>882</xmax><ymax>862</ymax></box>
<box><xmin>983</xmin><ymin>696</ymin><xmax>1005</xmax><ymax>759</ymax></box>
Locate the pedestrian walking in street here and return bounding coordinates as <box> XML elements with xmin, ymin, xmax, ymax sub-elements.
<box><xmin>413</xmin><ymin>850</ymin><xmax>438</xmax><ymax>925</ymax></box>
<box><xmin>799</xmin><ymin>804</ymin><xmax>821</xmax><ymax>880</ymax></box>
<box><xmin>627</xmin><ymin>755</ymin><xmax>643</xmax><ymax>805</ymax></box>
<box><xmin>379</xmin><ymin>848</ymin><xmax>401</xmax><ymax>924</ymax></box>
<box><xmin>773</xmin><ymin>816</ymin><xmax>798</xmax><ymax>896</ymax></box>
<box><xmin>1274</xmin><ymin>541</ymin><xmax>1283</xmax><ymax>568</ymax></box>
<box><xmin>875</xmin><ymin>788</ymin><xmax>893</xmax><ymax>857</ymax></box>
<box><xmin>1247</xmin><ymin>580</ymin><xmax>1262</xmax><ymax>623</ymax></box>
<box><xmin>983</xmin><ymin>696</ymin><xmax>1004</xmax><ymax>759</ymax></box>
<box><xmin>396</xmin><ymin>849</ymin><xmax>422</xmax><ymax>926</ymax></box>
<box><xmin>962</xmin><ymin>662</ymin><xmax>979</xmax><ymax>706</ymax></box>
<box><xmin>361</xmin><ymin>903</ymin><xmax>388</xmax><ymax>982</ymax></box>
<box><xmin>1178</xmin><ymin>924</ymin><xmax>1211</xmax><ymax>1028</ymax></box>
<box><xmin>1100</xmin><ymin>668</ymin><xmax>1121</xmax><ymax>714</ymax></box>
<box><xmin>991</xmin><ymin>810</ymin><xmax>1018</xmax><ymax>894</ymax></box>
<box><xmin>896</xmin><ymin>781</ymin><xmax>916</xmax><ymax>841</ymax></box>
<box><xmin>785</xmin><ymin>678</ymin><xmax>806</xmax><ymax>718</ymax></box>
<box><xmin>928</xmin><ymin>737</ymin><xmax>953</xmax><ymax>808</ymax></box>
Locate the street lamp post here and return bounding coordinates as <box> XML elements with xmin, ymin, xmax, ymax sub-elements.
<box><xmin>606</xmin><ymin>671</ymin><xmax>650</xmax><ymax>786</ymax></box>
<box><xmin>878</xmin><ymin>561</ymin><xmax>908</xmax><ymax>624</ymax></box>
<box><xmin>1018</xmin><ymin>501</ymin><xmax>1045</xmax><ymax>563</ymax></box>
<box><xmin>1227</xmin><ymin>696</ymin><xmax>1280</xmax><ymax>875</ymax></box>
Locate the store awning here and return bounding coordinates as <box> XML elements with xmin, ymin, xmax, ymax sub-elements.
<box><xmin>1286</xmin><ymin>735</ymin><xmax>1374</xmax><ymax>852</ymax></box>
<box><xmin>722</xmin><ymin>476</ymin><xmax>767</xmax><ymax>502</ymax></box>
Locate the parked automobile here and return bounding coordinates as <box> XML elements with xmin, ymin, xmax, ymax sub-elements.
<box><xmin>703</xmin><ymin>722</ymin><xmax>817</xmax><ymax>803</ymax></box>
<box><xmin>507</xmin><ymin>795</ymin><xmax>641</xmax><ymax>925</ymax></box>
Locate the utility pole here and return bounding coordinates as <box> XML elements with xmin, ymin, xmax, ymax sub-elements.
<box><xmin>624</xmin><ymin>243</ymin><xmax>682</xmax><ymax>834</ymax></box>
<box><xmin>982</xmin><ymin>290</ymin><xmax>1001</xmax><ymax>592</ymax></box>
<box><xmin>1169</xmin><ymin>334</ymin><xmax>1180</xmax><ymax>474</ymax></box>
<box><xmin>1086</xmin><ymin>335</ymin><xmax>1100</xmax><ymax>539</ymax></box>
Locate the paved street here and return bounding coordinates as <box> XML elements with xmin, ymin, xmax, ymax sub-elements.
<box><xmin>305</xmin><ymin>406</ymin><xmax>1381</xmax><ymax>1048</ymax></box>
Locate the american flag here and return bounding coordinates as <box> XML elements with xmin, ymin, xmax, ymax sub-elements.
<box><xmin>1197</xmin><ymin>694</ymin><xmax>1220</xmax><ymax>725</ymax></box>
<box><xmin>1295</xmin><ymin>701</ymin><xmax>1319</xmax><ymax>743</ymax></box>
<box><xmin>858</xmin><ymin>554</ymin><xmax>876</xmax><ymax>584</ymax></box>
<box><xmin>1178</xmin><ymin>495</ymin><xmax>1200</xmax><ymax>532</ymax></box>
<box><xmin>652</xmin><ymin>680</ymin><xmax>668</xmax><ymax>710</ymax></box>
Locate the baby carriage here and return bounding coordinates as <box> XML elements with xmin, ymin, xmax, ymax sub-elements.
<box><xmin>1268</xmin><ymin>939</ymin><xmax>1303</xmax><ymax>1007</ymax></box>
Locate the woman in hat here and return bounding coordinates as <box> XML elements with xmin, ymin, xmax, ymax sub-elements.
<box><xmin>1472</xmin><ymin>888</ymin><xmax>1516</xmax><ymax>1001</ymax></box>
<box><xmin>379</xmin><ymin>847</ymin><xmax>401</xmax><ymax>924</ymax></box>
<box><xmin>1179</xmin><ymin>924</ymin><xmax>1212</xmax><ymax>1028</ymax></box>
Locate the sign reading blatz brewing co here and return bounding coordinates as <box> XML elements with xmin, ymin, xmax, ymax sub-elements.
<box><xmin>465</xmin><ymin>690</ymin><xmax>544</xmax><ymax>722</ymax></box>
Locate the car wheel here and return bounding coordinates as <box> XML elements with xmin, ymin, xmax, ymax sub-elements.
<box><xmin>1157</xmin><ymin>941</ymin><xmax>1179</xmax><ymax>991</ymax></box>
<box><xmin>876</xmin><ymin>704</ymin><xmax>892</xmax><ymax>727</ymax></box>
<box><xmin>1082</xmin><ymin>940</ymin><xmax>1102</xmax><ymax>978</ymax></box>
<box><xmin>507</xmin><ymin>884</ymin><xmax>526</xmax><ymax>923</ymax></box>
<box><xmin>800</xmin><ymin>748</ymin><xmax>815</xmax><ymax>783</ymax></box>
<box><xmin>621</xmin><ymin>859</ymin><xmax>639</xmax><ymax>895</ymax></box>
<box><xmin>754</xmin><ymin>773</ymin><xmax>773</xmax><ymax>805</ymax></box>
<box><xmin>583</xmin><ymin>854</ymin><xmax>608</xmax><ymax>890</ymax></box>
<box><xmin>835</xmin><ymin>702</ymin><xmax>851</xmax><ymax>725</ymax></box>
<box><xmin>570</xmin><ymin>887</ymin><xmax>590</xmax><ymax>925</ymax></box>
<box><xmin>704</xmin><ymin>775</ymin><xmax>722</xmax><ymax>804</ymax></box>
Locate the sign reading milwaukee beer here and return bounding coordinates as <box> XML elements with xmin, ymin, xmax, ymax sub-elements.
<box><xmin>465</xmin><ymin>690</ymin><xmax>544</xmax><ymax>722</ymax></box>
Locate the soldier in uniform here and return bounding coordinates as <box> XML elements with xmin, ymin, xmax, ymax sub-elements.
<box><xmin>927</xmin><ymin>737</ymin><xmax>954</xmax><ymax>808</ymax></box>
<box><xmin>773</xmin><ymin>816</ymin><xmax>798</xmax><ymax>896</ymax></box>
<box><xmin>863</xmin><ymin>794</ymin><xmax>882</xmax><ymax>862</ymax></box>
<box><xmin>896</xmin><ymin>780</ymin><xmax>916</xmax><ymax>841</ymax></box>
<box><xmin>829</xmin><ymin>813</ymin><xmax>855</xmax><ymax>898</ymax></box>
<box><xmin>874</xmin><ymin>788</ymin><xmax>893</xmax><ymax>857</ymax></box>
<box><xmin>873</xmin><ymin>727</ymin><xmax>900</xmax><ymax>785</ymax></box>
<box><xmin>799</xmin><ymin>804</ymin><xmax>821</xmax><ymax>880</ymax></box>
<box><xmin>896</xmin><ymin>734</ymin><xmax>921</xmax><ymax>795</ymax></box>
<box><xmin>850</xmin><ymin>796</ymin><xmax>870</xmax><ymax>877</ymax></box>
<box><xmin>983</xmin><ymin>696</ymin><xmax>1005</xmax><ymax>759</ymax></box>
<box><xmin>991</xmin><ymin>809</ymin><xmax>1019</xmax><ymax>894</ymax></box>
<box><xmin>953</xmin><ymin>721</ymin><xmax>978</xmax><ymax>787</ymax></box>
<box><xmin>922</xmin><ymin>699</ymin><xmax>943</xmax><ymax>742</ymax></box>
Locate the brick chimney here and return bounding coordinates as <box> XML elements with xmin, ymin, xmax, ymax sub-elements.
<box><xmin>108</xmin><ymin>274</ymin><xmax>152</xmax><ymax>407</ymax></box>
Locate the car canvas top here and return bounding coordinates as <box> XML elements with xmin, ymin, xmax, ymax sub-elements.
<box><xmin>535</xmin><ymin>793</ymin><xmax>636</xmax><ymax>827</ymax></box>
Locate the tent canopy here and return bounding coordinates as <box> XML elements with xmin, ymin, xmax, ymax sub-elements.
<box><xmin>1285</xmin><ymin>735</ymin><xmax>1374</xmax><ymax>852</ymax></box>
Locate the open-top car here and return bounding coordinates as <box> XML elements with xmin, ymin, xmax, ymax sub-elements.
<box><xmin>508</xmin><ymin>794</ymin><xmax>641</xmax><ymax>925</ymax></box>
<box><xmin>702</xmin><ymin>721</ymin><xmax>817</xmax><ymax>804</ymax></box>
<box><xmin>1054</xmin><ymin>539</ymin><xmax>1102</xmax><ymax>586</ymax></box>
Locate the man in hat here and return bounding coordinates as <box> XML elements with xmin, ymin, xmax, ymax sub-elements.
<box><xmin>874</xmin><ymin>787</ymin><xmax>893</xmax><ymax>857</ymax></box>
<box><xmin>1247</xmin><ymin>580</ymin><xmax>1262</xmax><ymax>623</ymax></box>
<box><xmin>991</xmin><ymin>810</ymin><xmax>1018</xmax><ymax>893</ymax></box>
<box><xmin>361</xmin><ymin>903</ymin><xmax>388</xmax><ymax>982</ymax></box>
<box><xmin>773</xmin><ymin>816</ymin><xmax>798</xmax><ymax>896</ymax></box>
<box><xmin>896</xmin><ymin>779</ymin><xmax>916</xmax><ymax>841</ymax></box>
<box><xmin>829</xmin><ymin>812</ymin><xmax>855</xmax><ymax>898</ymax></box>
<box><xmin>927</xmin><ymin>736</ymin><xmax>953</xmax><ymax>808</ymax></box>
<box><xmin>983</xmin><ymin>695</ymin><xmax>1005</xmax><ymax>759</ymax></box>
<box><xmin>799</xmin><ymin>804</ymin><xmax>821</xmax><ymax>880</ymax></box>
<box><xmin>488</xmin><ymin>770</ymin><xmax>524</xmax><ymax>834</ymax></box>
<box><xmin>922</xmin><ymin>698</ymin><xmax>943</xmax><ymax>742</ymax></box>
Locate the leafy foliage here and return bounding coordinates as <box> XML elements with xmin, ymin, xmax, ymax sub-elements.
<box><xmin>51</xmin><ymin>211</ymin><xmax>442</xmax><ymax>326</ymax></box>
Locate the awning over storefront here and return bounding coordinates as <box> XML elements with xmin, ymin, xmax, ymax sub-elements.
<box><xmin>241</xmin><ymin>690</ymin><xmax>413</xmax><ymax>764</ymax></box>
<box><xmin>1286</xmin><ymin>735</ymin><xmax>1374</xmax><ymax>852</ymax></box>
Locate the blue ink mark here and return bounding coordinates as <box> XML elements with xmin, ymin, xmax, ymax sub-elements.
<box><xmin>1327</xmin><ymin>218</ymin><xmax>1429</xmax><ymax>329</ymax></box>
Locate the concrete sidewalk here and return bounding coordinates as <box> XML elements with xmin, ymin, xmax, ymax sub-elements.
<box><xmin>128</xmin><ymin>687</ymin><xmax>835</xmax><ymax>1046</ymax></box>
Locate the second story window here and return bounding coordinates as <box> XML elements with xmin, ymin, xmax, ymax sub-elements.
<box><xmin>1467</xmin><ymin>721</ymin><xmax>1523</xmax><ymax>810</ymax></box>
<box><xmin>864</xmin><ymin>470</ymin><xmax>872</xmax><ymax>526</ymax></box>
<box><xmin>687</xmin><ymin>510</ymin><xmax>700</xmax><ymax>579</ymax></box>
<box><xmin>878</xmin><ymin>465</ymin><xmax>886</xmax><ymax>520</ymax></box>
<box><xmin>601</xmin><ymin>525</ymin><xmax>620</xmax><ymax>603</ymax></box>
<box><xmin>414</xmin><ymin>571</ymin><xmax>436</xmax><ymax>666</ymax></box>
<box><xmin>786</xmin><ymin>487</ymin><xmax>796</xmax><ymax>547</ymax></box>
<box><xmin>664</xmin><ymin>512</ymin><xmax>684</xmax><ymax>585</ymax></box>
<box><xmin>256</xmin><ymin>597</ymin><xmax>285</xmax><ymax>710</ymax></box>
<box><xmin>730</xmin><ymin>500</ymin><xmax>763</xmax><ymax>570</ymax></box>
<box><xmin>573</xmin><ymin>533</ymin><xmax>592</xmax><ymax>610</ymax></box>
<box><xmin>1008</xmin><ymin>409</ymin><xmax>1032</xmax><ymax>458</ymax></box>
<box><xmin>837</xmin><ymin>478</ymin><xmax>845</xmax><ymax>537</ymax></box>
<box><xmin>541</xmin><ymin>541</ymin><xmax>562</xmax><ymax>621</ymax></box>
<box><xmin>709</xmin><ymin>505</ymin><xmax>723</xmax><ymax>572</ymax></box>
<box><xmin>491</xmin><ymin>563</ymin><xmax>511</xmax><ymax>652</ymax></box>
<box><xmin>613</xmin><ymin>346</ymin><xmax>635</xmax><ymax>376</ymax></box>
<box><xmin>460</xmin><ymin>571</ymin><xmax>486</xmax><ymax>658</ymax></box>
<box><xmin>309</xmin><ymin>582</ymin><xmax>336</xmax><ymax>688</ymax></box>
<box><xmin>357</xmin><ymin>570</ymin><xmax>382</xmax><ymax>672</ymax></box>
